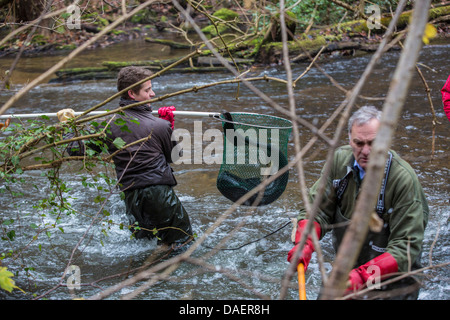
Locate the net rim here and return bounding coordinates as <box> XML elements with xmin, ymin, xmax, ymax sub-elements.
<box><xmin>214</xmin><ymin>112</ymin><xmax>293</xmax><ymax>130</ymax></box>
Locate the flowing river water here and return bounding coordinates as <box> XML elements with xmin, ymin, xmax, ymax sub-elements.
<box><xmin>0</xmin><ymin>38</ymin><xmax>448</xmax><ymax>300</ymax></box>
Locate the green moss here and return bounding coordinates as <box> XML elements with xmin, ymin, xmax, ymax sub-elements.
<box><xmin>339</xmin><ymin>19</ymin><xmax>369</xmax><ymax>33</ymax></box>
<box><xmin>212</xmin><ymin>8</ymin><xmax>239</xmax><ymax>21</ymax></box>
<box><xmin>201</xmin><ymin>8</ymin><xmax>240</xmax><ymax>36</ymax></box>
<box><xmin>272</xmin><ymin>11</ymin><xmax>296</xmax><ymax>25</ymax></box>
<box><xmin>56</xmin><ymin>67</ymin><xmax>110</xmax><ymax>76</ymax></box>
<box><xmin>111</xmin><ymin>29</ymin><xmax>125</xmax><ymax>35</ymax></box>
<box><xmin>102</xmin><ymin>59</ymin><xmax>182</xmax><ymax>70</ymax></box>
<box><xmin>98</xmin><ymin>17</ymin><xmax>109</xmax><ymax>26</ymax></box>
<box><xmin>428</xmin><ymin>5</ymin><xmax>450</xmax><ymax>19</ymax></box>
<box><xmin>56</xmin><ymin>43</ymin><xmax>77</xmax><ymax>51</ymax></box>
<box><xmin>262</xmin><ymin>36</ymin><xmax>327</xmax><ymax>53</ymax></box>
<box><xmin>201</xmin><ymin>24</ymin><xmax>230</xmax><ymax>36</ymax></box>
<box><xmin>336</xmin><ymin>5</ymin><xmax>450</xmax><ymax>34</ymax></box>
<box><xmin>31</xmin><ymin>34</ymin><xmax>48</xmax><ymax>46</ymax></box>
<box><xmin>82</xmin><ymin>12</ymin><xmax>109</xmax><ymax>27</ymax></box>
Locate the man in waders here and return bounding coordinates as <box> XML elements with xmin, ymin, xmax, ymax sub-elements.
<box><xmin>288</xmin><ymin>106</ymin><xmax>428</xmax><ymax>299</ymax></box>
<box><xmin>58</xmin><ymin>66</ymin><xmax>193</xmax><ymax>250</ymax></box>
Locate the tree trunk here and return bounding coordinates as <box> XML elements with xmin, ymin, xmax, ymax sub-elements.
<box><xmin>13</xmin><ymin>0</ymin><xmax>52</xmax><ymax>36</ymax></box>
<box><xmin>14</xmin><ymin>0</ymin><xmax>46</xmax><ymax>22</ymax></box>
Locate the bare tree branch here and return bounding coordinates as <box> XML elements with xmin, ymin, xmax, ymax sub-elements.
<box><xmin>0</xmin><ymin>0</ymin><xmax>159</xmax><ymax>117</ymax></box>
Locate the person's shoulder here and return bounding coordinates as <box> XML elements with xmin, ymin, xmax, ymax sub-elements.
<box><xmin>326</xmin><ymin>145</ymin><xmax>353</xmax><ymax>175</ymax></box>
<box><xmin>152</xmin><ymin>115</ymin><xmax>171</xmax><ymax>126</ymax></box>
<box><xmin>389</xmin><ymin>150</ymin><xmax>421</xmax><ymax>183</ymax></box>
<box><xmin>334</xmin><ymin>145</ymin><xmax>353</xmax><ymax>162</ymax></box>
<box><xmin>149</xmin><ymin>115</ymin><xmax>172</xmax><ymax>133</ymax></box>
<box><xmin>390</xmin><ymin>150</ymin><xmax>414</xmax><ymax>171</ymax></box>
<box><xmin>336</xmin><ymin>145</ymin><xmax>352</xmax><ymax>153</ymax></box>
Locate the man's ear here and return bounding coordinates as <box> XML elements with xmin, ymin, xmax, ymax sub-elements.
<box><xmin>127</xmin><ymin>89</ymin><xmax>135</xmax><ymax>100</ymax></box>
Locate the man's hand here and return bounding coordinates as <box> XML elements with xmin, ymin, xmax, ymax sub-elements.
<box><xmin>345</xmin><ymin>252</ymin><xmax>398</xmax><ymax>296</ymax></box>
<box><xmin>287</xmin><ymin>220</ymin><xmax>321</xmax><ymax>271</ymax></box>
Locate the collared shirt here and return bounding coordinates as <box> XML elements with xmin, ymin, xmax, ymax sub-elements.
<box><xmin>353</xmin><ymin>160</ymin><xmax>365</xmax><ymax>180</ymax></box>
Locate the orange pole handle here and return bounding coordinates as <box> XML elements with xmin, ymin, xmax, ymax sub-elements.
<box><xmin>297</xmin><ymin>263</ymin><xmax>307</xmax><ymax>300</ymax></box>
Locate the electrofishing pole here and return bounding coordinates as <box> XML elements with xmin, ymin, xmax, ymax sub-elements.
<box><xmin>0</xmin><ymin>110</ymin><xmax>221</xmax><ymax>119</ymax></box>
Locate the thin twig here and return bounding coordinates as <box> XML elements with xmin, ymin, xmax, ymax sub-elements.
<box><xmin>0</xmin><ymin>0</ymin><xmax>159</xmax><ymax>117</ymax></box>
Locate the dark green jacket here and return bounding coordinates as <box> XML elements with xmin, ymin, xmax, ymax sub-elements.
<box><xmin>298</xmin><ymin>145</ymin><xmax>428</xmax><ymax>272</ymax></box>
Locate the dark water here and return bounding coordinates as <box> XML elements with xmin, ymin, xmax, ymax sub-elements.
<box><xmin>0</xmin><ymin>38</ymin><xmax>448</xmax><ymax>300</ymax></box>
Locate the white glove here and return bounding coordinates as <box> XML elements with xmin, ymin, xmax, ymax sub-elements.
<box><xmin>57</xmin><ymin>108</ymin><xmax>75</xmax><ymax>122</ymax></box>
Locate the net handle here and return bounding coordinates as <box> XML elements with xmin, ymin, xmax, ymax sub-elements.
<box><xmin>215</xmin><ymin>112</ymin><xmax>293</xmax><ymax>130</ymax></box>
<box><xmin>0</xmin><ymin>110</ymin><xmax>221</xmax><ymax>119</ymax></box>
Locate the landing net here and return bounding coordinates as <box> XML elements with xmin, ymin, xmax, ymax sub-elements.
<box><xmin>216</xmin><ymin>112</ymin><xmax>292</xmax><ymax>206</ymax></box>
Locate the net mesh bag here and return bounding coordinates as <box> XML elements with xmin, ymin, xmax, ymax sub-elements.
<box><xmin>216</xmin><ymin>112</ymin><xmax>292</xmax><ymax>206</ymax></box>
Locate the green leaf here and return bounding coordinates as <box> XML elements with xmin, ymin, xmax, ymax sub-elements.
<box><xmin>0</xmin><ymin>267</ymin><xmax>15</xmax><ymax>293</ymax></box>
<box><xmin>0</xmin><ymin>267</ymin><xmax>25</xmax><ymax>294</ymax></box>
<box><xmin>93</xmin><ymin>195</ymin><xmax>106</xmax><ymax>203</ymax></box>
<box><xmin>119</xmin><ymin>125</ymin><xmax>131</xmax><ymax>133</ymax></box>
<box><xmin>2</xmin><ymin>219</ymin><xmax>14</xmax><ymax>226</ymax></box>
<box><xmin>112</xmin><ymin>137</ymin><xmax>126</xmax><ymax>149</ymax></box>
<box><xmin>10</xmin><ymin>156</ymin><xmax>20</xmax><ymax>166</ymax></box>
<box><xmin>6</xmin><ymin>230</ymin><xmax>15</xmax><ymax>241</ymax></box>
<box><xmin>114</xmin><ymin>118</ymin><xmax>126</xmax><ymax>126</ymax></box>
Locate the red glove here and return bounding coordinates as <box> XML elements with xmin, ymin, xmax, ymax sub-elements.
<box><xmin>158</xmin><ymin>106</ymin><xmax>176</xmax><ymax>129</ymax></box>
<box><xmin>346</xmin><ymin>252</ymin><xmax>398</xmax><ymax>295</ymax></box>
<box><xmin>287</xmin><ymin>220</ymin><xmax>321</xmax><ymax>271</ymax></box>
<box><xmin>441</xmin><ymin>75</ymin><xmax>450</xmax><ymax>122</ymax></box>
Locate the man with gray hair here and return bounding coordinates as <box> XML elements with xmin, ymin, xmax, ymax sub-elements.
<box><xmin>288</xmin><ymin>106</ymin><xmax>428</xmax><ymax>299</ymax></box>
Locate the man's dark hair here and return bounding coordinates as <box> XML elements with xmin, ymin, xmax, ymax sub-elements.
<box><xmin>117</xmin><ymin>66</ymin><xmax>153</xmax><ymax>100</ymax></box>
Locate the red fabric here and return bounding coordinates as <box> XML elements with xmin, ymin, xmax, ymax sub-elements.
<box><xmin>346</xmin><ymin>252</ymin><xmax>398</xmax><ymax>294</ymax></box>
<box><xmin>158</xmin><ymin>106</ymin><xmax>176</xmax><ymax>129</ymax></box>
<box><xmin>441</xmin><ymin>75</ymin><xmax>450</xmax><ymax>123</ymax></box>
<box><xmin>287</xmin><ymin>220</ymin><xmax>321</xmax><ymax>270</ymax></box>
